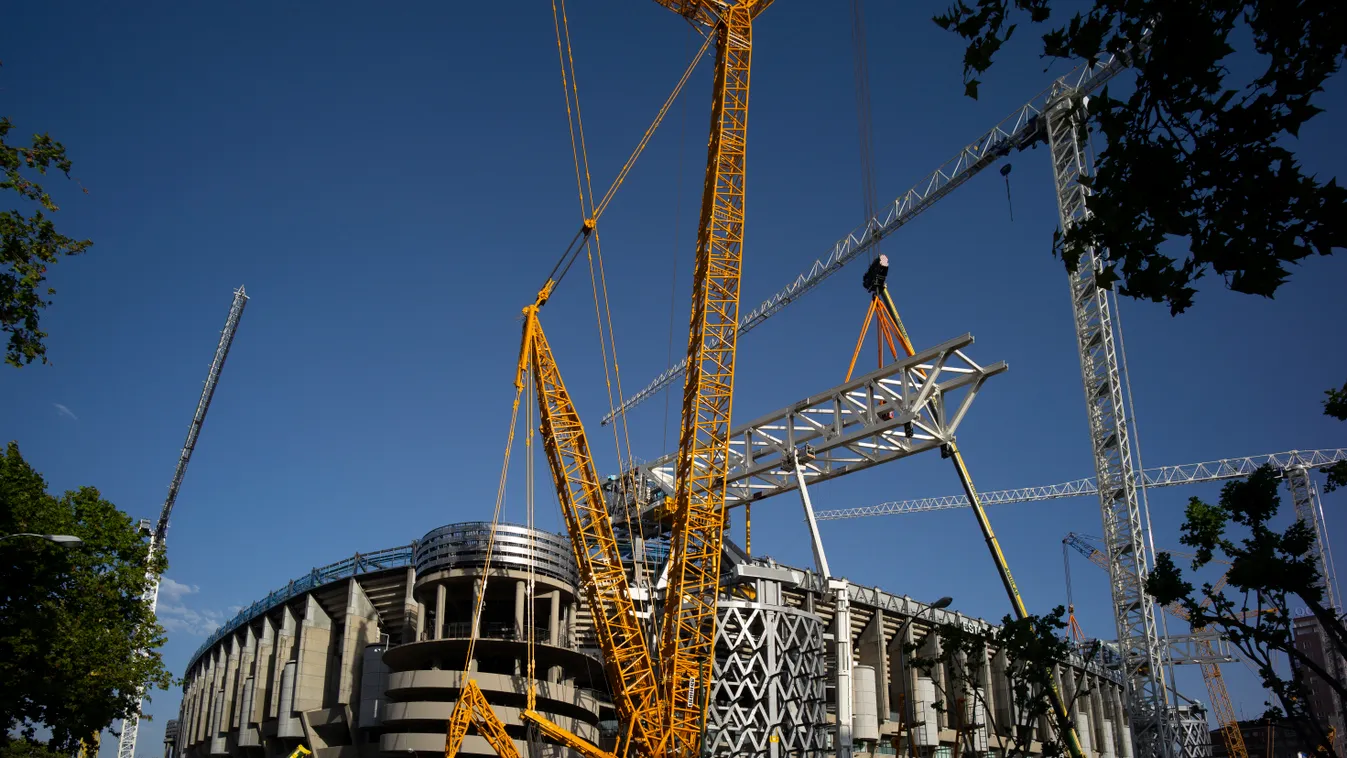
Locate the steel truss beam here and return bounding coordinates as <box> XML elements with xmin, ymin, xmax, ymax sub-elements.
<box><xmin>602</xmin><ymin>50</ymin><xmax>1129</xmax><ymax>426</ymax></box>
<box><xmin>813</xmin><ymin>449</ymin><xmax>1347</xmax><ymax>521</ymax></box>
<box><xmin>609</xmin><ymin>334</ymin><xmax>1005</xmax><ymax>525</ymax></box>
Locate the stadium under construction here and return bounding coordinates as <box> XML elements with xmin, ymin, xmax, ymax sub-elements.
<box><xmin>127</xmin><ymin>4</ymin><xmax>1344</xmax><ymax>758</ymax></box>
<box><xmin>170</xmin><ymin>522</ymin><xmax>1145</xmax><ymax>758</ymax></box>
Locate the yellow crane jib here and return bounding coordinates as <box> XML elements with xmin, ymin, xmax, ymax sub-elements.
<box><xmin>515</xmin><ymin>299</ymin><xmax>663</xmax><ymax>756</ymax></box>
<box><xmin>443</xmin><ymin>680</ymin><xmax>521</xmax><ymax>758</ymax></box>
<box><xmin>520</xmin><ymin>710</ymin><xmax>618</xmax><ymax>758</ymax></box>
<box><xmin>286</xmin><ymin>746</ymin><xmax>312</xmax><ymax>758</ymax></box>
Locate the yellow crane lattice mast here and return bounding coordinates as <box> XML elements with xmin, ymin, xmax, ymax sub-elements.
<box><xmin>646</xmin><ymin>3</ymin><xmax>770</xmax><ymax>756</ymax></box>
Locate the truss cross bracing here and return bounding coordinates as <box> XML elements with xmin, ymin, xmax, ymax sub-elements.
<box><xmin>608</xmin><ymin>334</ymin><xmax>1005</xmax><ymax>528</ymax></box>
<box><xmin>813</xmin><ymin>449</ymin><xmax>1347</xmax><ymax>520</ymax></box>
<box><xmin>1046</xmin><ymin>95</ymin><xmax>1174</xmax><ymax>758</ymax></box>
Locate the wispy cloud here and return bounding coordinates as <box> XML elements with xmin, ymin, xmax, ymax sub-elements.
<box><xmin>53</xmin><ymin>403</ymin><xmax>78</xmax><ymax>421</ymax></box>
<box><xmin>156</xmin><ymin>577</ymin><xmax>230</xmax><ymax>637</ymax></box>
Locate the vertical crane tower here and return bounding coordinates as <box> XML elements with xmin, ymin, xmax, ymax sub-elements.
<box><xmin>648</xmin><ymin>2</ymin><xmax>771</xmax><ymax>754</ymax></box>
<box><xmin>1045</xmin><ymin>92</ymin><xmax>1176</xmax><ymax>758</ymax></box>
<box><xmin>117</xmin><ymin>286</ymin><xmax>249</xmax><ymax>758</ymax></box>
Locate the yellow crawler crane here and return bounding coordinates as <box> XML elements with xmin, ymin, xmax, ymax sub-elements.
<box><xmin>647</xmin><ymin>2</ymin><xmax>771</xmax><ymax>756</ymax></box>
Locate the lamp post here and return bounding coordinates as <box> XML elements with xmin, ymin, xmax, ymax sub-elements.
<box><xmin>0</xmin><ymin>533</ymin><xmax>83</xmax><ymax>546</ymax></box>
<box><xmin>897</xmin><ymin>597</ymin><xmax>954</xmax><ymax>758</ymax></box>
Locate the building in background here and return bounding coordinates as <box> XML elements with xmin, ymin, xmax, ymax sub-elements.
<box><xmin>1292</xmin><ymin>615</ymin><xmax>1345</xmax><ymax>757</ymax></box>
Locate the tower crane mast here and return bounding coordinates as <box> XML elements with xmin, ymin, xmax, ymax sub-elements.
<box><xmin>117</xmin><ymin>286</ymin><xmax>248</xmax><ymax>758</ymax></box>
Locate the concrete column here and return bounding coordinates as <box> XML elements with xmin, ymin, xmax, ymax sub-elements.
<box><xmin>549</xmin><ymin>591</ymin><xmax>561</xmax><ymax>646</ymax></box>
<box><xmin>337</xmin><ymin>578</ymin><xmax>379</xmax><ymax>705</ymax></box>
<box><xmin>565</xmin><ymin>602</ymin><xmax>576</xmax><ymax>648</ymax></box>
<box><xmin>515</xmin><ymin>580</ymin><xmax>527</xmax><ymax>639</ymax></box>
<box><xmin>859</xmin><ymin>610</ymin><xmax>889</xmax><ymax>723</ymax></box>
<box><xmin>435</xmin><ymin>583</ymin><xmax>447</xmax><ymax>640</ymax></box>
<box><xmin>401</xmin><ymin>567</ymin><xmax>418</xmax><ymax>643</ymax></box>
<box><xmin>834</xmin><ymin>580</ymin><xmax>854</xmax><ymax>758</ymax></box>
<box><xmin>416</xmin><ymin>602</ymin><xmax>426</xmax><ymax>642</ymax></box>
<box><xmin>293</xmin><ymin>594</ymin><xmax>332</xmax><ymax>712</ymax></box>
<box><xmin>267</xmin><ymin>606</ymin><xmax>297</xmax><ymax>720</ymax></box>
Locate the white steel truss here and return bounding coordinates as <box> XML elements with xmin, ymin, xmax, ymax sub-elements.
<box><xmin>1046</xmin><ymin>90</ymin><xmax>1174</xmax><ymax>758</ymax></box>
<box><xmin>813</xmin><ymin>449</ymin><xmax>1347</xmax><ymax>520</ymax></box>
<box><xmin>601</xmin><ymin>53</ymin><xmax>1131</xmax><ymax>426</ymax></box>
<box><xmin>609</xmin><ymin>333</ymin><xmax>1005</xmax><ymax>524</ymax></box>
<box><xmin>118</xmin><ymin>287</ymin><xmax>248</xmax><ymax>758</ymax></box>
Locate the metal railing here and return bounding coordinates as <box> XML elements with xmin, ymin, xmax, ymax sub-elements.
<box><xmin>186</xmin><ymin>544</ymin><xmax>414</xmax><ymax>669</ymax></box>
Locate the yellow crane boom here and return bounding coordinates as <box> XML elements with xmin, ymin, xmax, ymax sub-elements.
<box><xmin>515</xmin><ymin>286</ymin><xmax>663</xmax><ymax>756</ymax></box>
<box><xmin>643</xmin><ymin>2</ymin><xmax>772</xmax><ymax>756</ymax></box>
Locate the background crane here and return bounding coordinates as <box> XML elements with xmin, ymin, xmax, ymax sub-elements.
<box><xmin>813</xmin><ymin>449</ymin><xmax>1347</xmax><ymax>520</ymax></box>
<box><xmin>117</xmin><ymin>287</ymin><xmax>248</xmax><ymax>758</ymax></box>
<box><xmin>1064</xmin><ymin>533</ymin><xmax>1249</xmax><ymax>758</ymax></box>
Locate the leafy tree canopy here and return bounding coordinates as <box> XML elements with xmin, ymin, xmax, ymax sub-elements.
<box><xmin>934</xmin><ymin>0</ymin><xmax>1346</xmax><ymax>314</ymax></box>
<box><xmin>2</xmin><ymin>62</ymin><xmax>93</xmax><ymax>368</ymax></box>
<box><xmin>1</xmin><ymin>442</ymin><xmax>171</xmax><ymax>756</ymax></box>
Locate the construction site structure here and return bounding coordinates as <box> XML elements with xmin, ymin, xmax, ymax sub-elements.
<box><xmin>118</xmin><ymin>286</ymin><xmax>248</xmax><ymax>758</ymax></box>
<box><xmin>172</xmin><ymin>521</ymin><xmax>1136</xmax><ymax>758</ymax></box>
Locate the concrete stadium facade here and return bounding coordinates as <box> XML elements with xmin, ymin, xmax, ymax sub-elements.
<box><xmin>173</xmin><ymin>522</ymin><xmax>1133</xmax><ymax>758</ymax></box>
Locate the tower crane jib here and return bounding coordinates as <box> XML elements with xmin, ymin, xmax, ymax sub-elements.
<box><xmin>118</xmin><ymin>286</ymin><xmax>249</xmax><ymax>758</ymax></box>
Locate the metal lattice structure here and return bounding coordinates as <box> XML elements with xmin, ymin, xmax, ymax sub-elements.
<box><xmin>708</xmin><ymin>597</ymin><xmax>828</xmax><ymax>757</ymax></box>
<box><xmin>1286</xmin><ymin>467</ymin><xmax>1338</xmax><ymax>606</ymax></box>
<box><xmin>602</xmin><ymin>50</ymin><xmax>1130</xmax><ymax>426</ymax></box>
<box><xmin>814</xmin><ymin>448</ymin><xmax>1347</xmax><ymax>520</ymax></box>
<box><xmin>1176</xmin><ymin>705</ymin><xmax>1214</xmax><ymax>758</ymax></box>
<box><xmin>119</xmin><ymin>287</ymin><xmax>248</xmax><ymax>758</ymax></box>
<box><xmin>517</xmin><ymin>302</ymin><xmax>663</xmax><ymax>755</ymax></box>
<box><xmin>1046</xmin><ymin>93</ymin><xmax>1175</xmax><ymax>758</ymax></box>
<box><xmin>612</xmin><ymin>333</ymin><xmax>1006</xmax><ymax>523</ymax></box>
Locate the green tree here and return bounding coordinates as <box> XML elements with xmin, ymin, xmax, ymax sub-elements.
<box><xmin>933</xmin><ymin>0</ymin><xmax>1345</xmax><ymax>315</ymax></box>
<box><xmin>1146</xmin><ymin>465</ymin><xmax>1347</xmax><ymax>758</ymax></box>
<box><xmin>2</xmin><ymin>63</ymin><xmax>94</xmax><ymax>368</ymax></box>
<box><xmin>1</xmin><ymin>442</ymin><xmax>171</xmax><ymax>757</ymax></box>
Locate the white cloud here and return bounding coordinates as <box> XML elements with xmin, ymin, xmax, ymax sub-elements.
<box><xmin>52</xmin><ymin>403</ymin><xmax>78</xmax><ymax>421</ymax></box>
<box><xmin>156</xmin><ymin>577</ymin><xmax>230</xmax><ymax>637</ymax></box>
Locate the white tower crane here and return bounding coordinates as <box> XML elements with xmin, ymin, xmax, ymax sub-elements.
<box><xmin>116</xmin><ymin>286</ymin><xmax>248</xmax><ymax>758</ymax></box>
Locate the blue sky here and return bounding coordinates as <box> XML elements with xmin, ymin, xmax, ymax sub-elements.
<box><xmin>2</xmin><ymin>2</ymin><xmax>1344</xmax><ymax>756</ymax></box>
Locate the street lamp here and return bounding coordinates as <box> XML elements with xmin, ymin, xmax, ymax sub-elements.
<box><xmin>0</xmin><ymin>533</ymin><xmax>83</xmax><ymax>546</ymax></box>
<box><xmin>897</xmin><ymin>597</ymin><xmax>955</xmax><ymax>756</ymax></box>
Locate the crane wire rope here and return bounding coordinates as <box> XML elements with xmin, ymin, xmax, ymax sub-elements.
<box><xmin>849</xmin><ymin>0</ymin><xmax>880</xmax><ymax>265</ymax></box>
<box><xmin>460</xmin><ymin>377</ymin><xmax>527</xmax><ymax>674</ymax></box>
<box><xmin>664</xmin><ymin>25</ymin><xmax>694</xmax><ymax>455</ymax></box>
<box><xmin>549</xmin><ymin>0</ymin><xmax>714</xmax><ymax>643</ymax></box>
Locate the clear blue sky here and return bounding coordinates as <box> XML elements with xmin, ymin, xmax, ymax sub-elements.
<box><xmin>3</xmin><ymin>3</ymin><xmax>1344</xmax><ymax>756</ymax></box>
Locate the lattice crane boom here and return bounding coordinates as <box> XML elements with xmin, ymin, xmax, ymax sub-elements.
<box><xmin>513</xmin><ymin>292</ymin><xmax>663</xmax><ymax>756</ymax></box>
<box><xmin>813</xmin><ymin>449</ymin><xmax>1347</xmax><ymax>520</ymax></box>
<box><xmin>648</xmin><ymin>3</ymin><xmax>769</xmax><ymax>756</ymax></box>
<box><xmin>118</xmin><ymin>286</ymin><xmax>248</xmax><ymax>758</ymax></box>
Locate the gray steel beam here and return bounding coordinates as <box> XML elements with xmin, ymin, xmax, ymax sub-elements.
<box><xmin>607</xmin><ymin>333</ymin><xmax>1005</xmax><ymax>524</ymax></box>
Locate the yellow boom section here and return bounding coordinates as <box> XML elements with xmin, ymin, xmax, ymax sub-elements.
<box><xmin>649</xmin><ymin>2</ymin><xmax>768</xmax><ymax>755</ymax></box>
<box><xmin>443</xmin><ymin>680</ymin><xmax>520</xmax><ymax>758</ymax></box>
<box><xmin>517</xmin><ymin>299</ymin><xmax>663</xmax><ymax>755</ymax></box>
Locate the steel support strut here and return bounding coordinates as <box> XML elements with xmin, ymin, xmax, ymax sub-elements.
<box><xmin>1046</xmin><ymin>96</ymin><xmax>1175</xmax><ymax>758</ymax></box>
